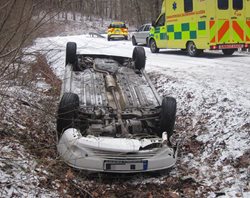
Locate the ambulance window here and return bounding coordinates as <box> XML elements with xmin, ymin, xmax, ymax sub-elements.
<box><xmin>233</xmin><ymin>0</ymin><xmax>243</xmax><ymax>10</ymax></box>
<box><xmin>218</xmin><ymin>0</ymin><xmax>228</xmax><ymax>10</ymax></box>
<box><xmin>156</xmin><ymin>14</ymin><xmax>165</xmax><ymax>26</ymax></box>
<box><xmin>184</xmin><ymin>0</ymin><xmax>193</xmax><ymax>12</ymax></box>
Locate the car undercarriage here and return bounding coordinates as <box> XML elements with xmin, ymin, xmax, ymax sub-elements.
<box><xmin>56</xmin><ymin>42</ymin><xmax>178</xmax><ymax>172</ymax></box>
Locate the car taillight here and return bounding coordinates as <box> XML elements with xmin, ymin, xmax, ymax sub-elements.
<box><xmin>210</xmin><ymin>45</ymin><xmax>217</xmax><ymax>50</ymax></box>
<box><xmin>122</xmin><ymin>28</ymin><xmax>128</xmax><ymax>32</ymax></box>
<box><xmin>108</xmin><ymin>28</ymin><xmax>114</xmax><ymax>32</ymax></box>
<box><xmin>245</xmin><ymin>44</ymin><xmax>249</xmax><ymax>48</ymax></box>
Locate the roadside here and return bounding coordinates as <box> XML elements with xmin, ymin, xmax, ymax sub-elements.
<box><xmin>1</xmin><ymin>30</ymin><xmax>249</xmax><ymax>197</ymax></box>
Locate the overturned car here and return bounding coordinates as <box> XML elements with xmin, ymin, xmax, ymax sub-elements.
<box><xmin>57</xmin><ymin>42</ymin><xmax>178</xmax><ymax>173</ymax></box>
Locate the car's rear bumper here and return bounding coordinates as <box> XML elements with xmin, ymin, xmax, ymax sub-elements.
<box><xmin>108</xmin><ymin>34</ymin><xmax>128</xmax><ymax>39</ymax></box>
<box><xmin>57</xmin><ymin>128</ymin><xmax>178</xmax><ymax>173</ymax></box>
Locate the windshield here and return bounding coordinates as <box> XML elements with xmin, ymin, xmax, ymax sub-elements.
<box><xmin>109</xmin><ymin>23</ymin><xmax>127</xmax><ymax>28</ymax></box>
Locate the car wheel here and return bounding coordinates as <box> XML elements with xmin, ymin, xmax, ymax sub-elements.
<box><xmin>150</xmin><ymin>39</ymin><xmax>159</xmax><ymax>53</ymax></box>
<box><xmin>66</xmin><ymin>42</ymin><xmax>79</xmax><ymax>71</ymax></box>
<box><xmin>132</xmin><ymin>36</ymin><xmax>137</xmax><ymax>46</ymax></box>
<box><xmin>124</xmin><ymin>36</ymin><xmax>128</xmax><ymax>40</ymax></box>
<box><xmin>57</xmin><ymin>92</ymin><xmax>79</xmax><ymax>137</ymax></box>
<box><xmin>159</xmin><ymin>97</ymin><xmax>177</xmax><ymax>140</ymax></box>
<box><xmin>108</xmin><ymin>36</ymin><xmax>111</xmax><ymax>41</ymax></box>
<box><xmin>146</xmin><ymin>37</ymin><xmax>149</xmax><ymax>47</ymax></box>
<box><xmin>132</xmin><ymin>46</ymin><xmax>146</xmax><ymax>70</ymax></box>
<box><xmin>222</xmin><ymin>49</ymin><xmax>235</xmax><ymax>55</ymax></box>
<box><xmin>187</xmin><ymin>41</ymin><xmax>202</xmax><ymax>57</ymax></box>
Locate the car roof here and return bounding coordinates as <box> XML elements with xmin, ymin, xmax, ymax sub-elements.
<box><xmin>111</xmin><ymin>21</ymin><xmax>126</xmax><ymax>25</ymax></box>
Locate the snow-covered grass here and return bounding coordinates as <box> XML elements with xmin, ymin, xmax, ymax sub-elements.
<box><xmin>0</xmin><ymin>139</ymin><xmax>59</xmax><ymax>197</ymax></box>
<box><xmin>0</xmin><ymin>82</ymin><xmax>60</xmax><ymax>197</ymax></box>
<box><xmin>28</xmin><ymin>34</ymin><xmax>250</xmax><ymax>197</ymax></box>
<box><xmin>1</xmin><ymin>22</ymin><xmax>249</xmax><ymax>196</ymax></box>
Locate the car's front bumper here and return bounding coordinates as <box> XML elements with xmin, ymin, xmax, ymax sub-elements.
<box><xmin>57</xmin><ymin>128</ymin><xmax>178</xmax><ymax>173</ymax></box>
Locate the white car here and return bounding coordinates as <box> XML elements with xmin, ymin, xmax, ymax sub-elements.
<box><xmin>57</xmin><ymin>42</ymin><xmax>178</xmax><ymax>173</ymax></box>
<box><xmin>131</xmin><ymin>24</ymin><xmax>151</xmax><ymax>46</ymax></box>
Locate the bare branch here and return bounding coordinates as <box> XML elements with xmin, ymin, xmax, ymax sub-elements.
<box><xmin>0</xmin><ymin>0</ymin><xmax>28</xmax><ymax>55</ymax></box>
<box><xmin>0</xmin><ymin>0</ymin><xmax>17</xmax><ymax>33</ymax></box>
<box><xmin>0</xmin><ymin>0</ymin><xmax>12</xmax><ymax>10</ymax></box>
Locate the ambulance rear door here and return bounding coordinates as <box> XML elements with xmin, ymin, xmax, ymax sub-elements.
<box><xmin>214</xmin><ymin>0</ymin><xmax>246</xmax><ymax>49</ymax></box>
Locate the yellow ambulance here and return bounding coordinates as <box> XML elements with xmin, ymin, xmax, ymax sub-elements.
<box><xmin>149</xmin><ymin>0</ymin><xmax>250</xmax><ymax>56</ymax></box>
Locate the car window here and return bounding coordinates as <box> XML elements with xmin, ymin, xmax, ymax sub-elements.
<box><xmin>184</xmin><ymin>0</ymin><xmax>193</xmax><ymax>12</ymax></box>
<box><xmin>218</xmin><ymin>0</ymin><xmax>228</xmax><ymax>10</ymax></box>
<box><xmin>155</xmin><ymin>14</ymin><xmax>165</xmax><ymax>26</ymax></box>
<box><xmin>144</xmin><ymin>25</ymin><xmax>151</xmax><ymax>31</ymax></box>
<box><xmin>138</xmin><ymin>25</ymin><xmax>144</xmax><ymax>31</ymax></box>
<box><xmin>109</xmin><ymin>23</ymin><xmax>126</xmax><ymax>28</ymax></box>
<box><xmin>233</xmin><ymin>0</ymin><xmax>243</xmax><ymax>10</ymax></box>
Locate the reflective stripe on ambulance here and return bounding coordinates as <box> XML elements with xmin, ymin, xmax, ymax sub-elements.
<box><xmin>232</xmin><ymin>20</ymin><xmax>244</xmax><ymax>42</ymax></box>
<box><xmin>210</xmin><ymin>20</ymin><xmax>247</xmax><ymax>43</ymax></box>
<box><xmin>246</xmin><ymin>20</ymin><xmax>250</xmax><ymax>42</ymax></box>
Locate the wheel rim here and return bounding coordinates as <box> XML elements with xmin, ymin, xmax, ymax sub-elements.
<box><xmin>151</xmin><ymin>40</ymin><xmax>156</xmax><ymax>52</ymax></box>
<box><xmin>188</xmin><ymin>43</ymin><xmax>196</xmax><ymax>55</ymax></box>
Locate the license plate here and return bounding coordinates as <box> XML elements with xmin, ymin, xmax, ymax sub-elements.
<box><xmin>104</xmin><ymin>160</ymin><xmax>148</xmax><ymax>171</ymax></box>
<box><xmin>219</xmin><ymin>44</ymin><xmax>243</xmax><ymax>49</ymax></box>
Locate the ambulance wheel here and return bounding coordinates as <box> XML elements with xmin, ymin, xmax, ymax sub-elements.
<box><xmin>150</xmin><ymin>39</ymin><xmax>159</xmax><ymax>53</ymax></box>
<box><xmin>222</xmin><ymin>49</ymin><xmax>235</xmax><ymax>55</ymax></box>
<box><xmin>187</xmin><ymin>41</ymin><xmax>202</xmax><ymax>57</ymax></box>
<box><xmin>132</xmin><ymin>36</ymin><xmax>137</xmax><ymax>46</ymax></box>
<box><xmin>132</xmin><ymin>46</ymin><xmax>146</xmax><ymax>70</ymax></box>
<box><xmin>66</xmin><ymin>42</ymin><xmax>79</xmax><ymax>71</ymax></box>
<box><xmin>159</xmin><ymin>97</ymin><xmax>177</xmax><ymax>140</ymax></box>
<box><xmin>57</xmin><ymin>92</ymin><xmax>79</xmax><ymax>137</ymax></box>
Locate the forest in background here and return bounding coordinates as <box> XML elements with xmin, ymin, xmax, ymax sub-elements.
<box><xmin>37</xmin><ymin>0</ymin><xmax>162</xmax><ymax>25</ymax></box>
<box><xmin>0</xmin><ymin>0</ymin><xmax>161</xmax><ymax>78</ymax></box>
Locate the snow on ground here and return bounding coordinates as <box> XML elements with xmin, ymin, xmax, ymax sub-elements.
<box><xmin>0</xmin><ymin>84</ymin><xmax>59</xmax><ymax>197</ymax></box>
<box><xmin>16</xmin><ymin>35</ymin><xmax>250</xmax><ymax>196</ymax></box>
<box><xmin>0</xmin><ymin>31</ymin><xmax>250</xmax><ymax>197</ymax></box>
<box><xmin>0</xmin><ymin>139</ymin><xmax>59</xmax><ymax>197</ymax></box>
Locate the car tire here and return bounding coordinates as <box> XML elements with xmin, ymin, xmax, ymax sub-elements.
<box><xmin>159</xmin><ymin>97</ymin><xmax>177</xmax><ymax>139</ymax></box>
<box><xmin>108</xmin><ymin>36</ymin><xmax>111</xmax><ymax>41</ymax></box>
<box><xmin>57</xmin><ymin>92</ymin><xmax>79</xmax><ymax>137</ymax></box>
<box><xmin>124</xmin><ymin>36</ymin><xmax>128</xmax><ymax>40</ymax></box>
<box><xmin>222</xmin><ymin>49</ymin><xmax>235</xmax><ymax>55</ymax></box>
<box><xmin>66</xmin><ymin>42</ymin><xmax>79</xmax><ymax>71</ymax></box>
<box><xmin>150</xmin><ymin>39</ymin><xmax>159</xmax><ymax>53</ymax></box>
<box><xmin>132</xmin><ymin>36</ymin><xmax>137</xmax><ymax>46</ymax></box>
<box><xmin>132</xmin><ymin>46</ymin><xmax>146</xmax><ymax>70</ymax></box>
<box><xmin>187</xmin><ymin>41</ymin><xmax>202</xmax><ymax>57</ymax></box>
<box><xmin>146</xmin><ymin>37</ymin><xmax>149</xmax><ymax>47</ymax></box>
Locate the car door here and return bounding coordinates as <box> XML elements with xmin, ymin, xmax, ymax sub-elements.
<box><xmin>141</xmin><ymin>25</ymin><xmax>151</xmax><ymax>45</ymax></box>
<box><xmin>215</xmin><ymin>0</ymin><xmax>245</xmax><ymax>45</ymax></box>
<box><xmin>230</xmin><ymin>0</ymin><xmax>246</xmax><ymax>44</ymax></box>
<box><xmin>136</xmin><ymin>25</ymin><xmax>145</xmax><ymax>43</ymax></box>
<box><xmin>153</xmin><ymin>14</ymin><xmax>167</xmax><ymax>48</ymax></box>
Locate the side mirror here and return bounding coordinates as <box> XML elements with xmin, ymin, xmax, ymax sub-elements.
<box><xmin>152</xmin><ymin>21</ymin><xmax>156</xmax><ymax>27</ymax></box>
